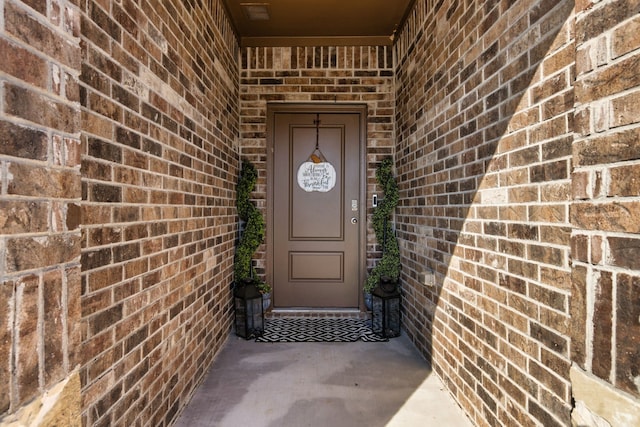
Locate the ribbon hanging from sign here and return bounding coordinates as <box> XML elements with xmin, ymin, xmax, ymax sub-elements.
<box><xmin>297</xmin><ymin>114</ymin><xmax>337</xmax><ymax>193</ymax></box>
<box><xmin>308</xmin><ymin>114</ymin><xmax>326</xmax><ymax>163</ymax></box>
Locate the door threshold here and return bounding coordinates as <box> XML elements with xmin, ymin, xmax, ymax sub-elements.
<box><xmin>267</xmin><ymin>308</ymin><xmax>368</xmax><ymax>319</ymax></box>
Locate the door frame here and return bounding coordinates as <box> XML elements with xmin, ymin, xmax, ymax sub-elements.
<box><xmin>266</xmin><ymin>103</ymin><xmax>368</xmax><ymax>310</ymax></box>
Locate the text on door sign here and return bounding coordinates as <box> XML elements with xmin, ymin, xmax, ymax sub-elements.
<box><xmin>297</xmin><ymin>161</ymin><xmax>337</xmax><ymax>192</ymax></box>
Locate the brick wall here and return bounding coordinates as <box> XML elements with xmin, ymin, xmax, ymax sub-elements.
<box><xmin>1</xmin><ymin>0</ymin><xmax>83</xmax><ymax>422</ymax></box>
<box><xmin>78</xmin><ymin>0</ymin><xmax>238</xmax><ymax>426</ymax></box>
<box><xmin>571</xmin><ymin>0</ymin><xmax>640</xmax><ymax>424</ymax></box>
<box><xmin>395</xmin><ymin>1</ymin><xmax>576</xmax><ymax>426</ymax></box>
<box><xmin>240</xmin><ymin>46</ymin><xmax>394</xmax><ymax>282</ymax></box>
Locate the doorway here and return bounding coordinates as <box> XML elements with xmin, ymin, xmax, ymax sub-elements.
<box><xmin>267</xmin><ymin>104</ymin><xmax>367</xmax><ymax>309</ymax></box>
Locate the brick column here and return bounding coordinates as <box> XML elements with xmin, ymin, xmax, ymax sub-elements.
<box><xmin>571</xmin><ymin>0</ymin><xmax>640</xmax><ymax>424</ymax></box>
<box><xmin>0</xmin><ymin>0</ymin><xmax>83</xmax><ymax>424</ymax></box>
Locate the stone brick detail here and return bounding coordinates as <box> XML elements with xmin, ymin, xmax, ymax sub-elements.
<box><xmin>0</xmin><ymin>371</ymin><xmax>82</xmax><ymax>427</ymax></box>
<box><xmin>395</xmin><ymin>1</ymin><xmax>575</xmax><ymax>425</ymax></box>
<box><xmin>0</xmin><ymin>0</ymin><xmax>83</xmax><ymax>420</ymax></box>
<box><xmin>77</xmin><ymin>0</ymin><xmax>239</xmax><ymax>425</ymax></box>
<box><xmin>240</xmin><ymin>45</ymin><xmax>395</xmax><ymax>280</ymax></box>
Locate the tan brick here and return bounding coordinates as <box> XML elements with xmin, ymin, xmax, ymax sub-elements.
<box><xmin>575</xmin><ymin>54</ymin><xmax>640</xmax><ymax>103</ymax></box>
<box><xmin>616</xmin><ymin>273</ymin><xmax>640</xmax><ymax>396</ymax></box>
<box><xmin>572</xmin><ymin>265</ymin><xmax>588</xmax><ymax>367</ymax></box>
<box><xmin>0</xmin><ymin>200</ymin><xmax>49</xmax><ymax>234</ymax></box>
<box><xmin>609</xmin><ymin>163</ymin><xmax>640</xmax><ymax>197</ymax></box>
<box><xmin>7</xmin><ymin>162</ymin><xmax>81</xmax><ymax>199</ymax></box>
<box><xmin>5</xmin><ymin>84</ymin><xmax>79</xmax><ymax>134</ymax></box>
<box><xmin>0</xmin><ymin>281</ymin><xmax>13</xmax><ymax>413</ymax></box>
<box><xmin>0</xmin><ymin>38</ymin><xmax>48</xmax><ymax>88</ymax></box>
<box><xmin>607</xmin><ymin>236</ymin><xmax>640</xmax><ymax>270</ymax></box>
<box><xmin>43</xmin><ymin>270</ymin><xmax>64</xmax><ymax>387</ymax></box>
<box><xmin>612</xmin><ymin>15</ymin><xmax>640</xmax><ymax>58</ymax></box>
<box><xmin>611</xmin><ymin>90</ymin><xmax>640</xmax><ymax>128</ymax></box>
<box><xmin>529</xmin><ymin>204</ymin><xmax>567</xmax><ymax>223</ymax></box>
<box><xmin>6</xmin><ymin>235</ymin><xmax>80</xmax><ymax>273</ymax></box>
<box><xmin>16</xmin><ymin>275</ymin><xmax>40</xmax><ymax>404</ymax></box>
<box><xmin>543</xmin><ymin>43</ymin><xmax>574</xmax><ymax>77</ymax></box>
<box><xmin>572</xmin><ymin>201</ymin><xmax>640</xmax><ymax>233</ymax></box>
<box><xmin>592</xmin><ymin>270</ymin><xmax>613</xmax><ymax>380</ymax></box>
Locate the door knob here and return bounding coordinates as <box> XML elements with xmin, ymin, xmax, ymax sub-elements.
<box><xmin>351</xmin><ymin>217</ymin><xmax>358</xmax><ymax>224</ymax></box>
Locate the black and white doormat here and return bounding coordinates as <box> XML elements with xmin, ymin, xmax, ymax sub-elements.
<box><xmin>255</xmin><ymin>317</ymin><xmax>388</xmax><ymax>343</ymax></box>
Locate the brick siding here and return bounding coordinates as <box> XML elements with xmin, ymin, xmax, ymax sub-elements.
<box><xmin>395</xmin><ymin>1</ymin><xmax>576</xmax><ymax>425</ymax></box>
<box><xmin>239</xmin><ymin>46</ymin><xmax>395</xmax><ymax>282</ymax></box>
<box><xmin>77</xmin><ymin>0</ymin><xmax>238</xmax><ymax>425</ymax></box>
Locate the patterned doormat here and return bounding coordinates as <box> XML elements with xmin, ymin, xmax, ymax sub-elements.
<box><xmin>255</xmin><ymin>317</ymin><xmax>388</xmax><ymax>342</ymax></box>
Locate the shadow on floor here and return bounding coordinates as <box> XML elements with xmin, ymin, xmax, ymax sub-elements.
<box><xmin>174</xmin><ymin>333</ymin><xmax>473</xmax><ymax>427</ymax></box>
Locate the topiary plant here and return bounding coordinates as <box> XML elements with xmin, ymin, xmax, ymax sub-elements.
<box><xmin>234</xmin><ymin>160</ymin><xmax>266</xmax><ymax>286</ymax></box>
<box><xmin>365</xmin><ymin>157</ymin><xmax>400</xmax><ymax>293</ymax></box>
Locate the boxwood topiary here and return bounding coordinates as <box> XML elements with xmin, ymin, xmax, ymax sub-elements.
<box><xmin>234</xmin><ymin>160</ymin><xmax>266</xmax><ymax>285</ymax></box>
<box><xmin>365</xmin><ymin>157</ymin><xmax>400</xmax><ymax>293</ymax></box>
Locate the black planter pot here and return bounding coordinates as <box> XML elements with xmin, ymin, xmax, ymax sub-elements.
<box><xmin>379</xmin><ymin>276</ymin><xmax>398</xmax><ymax>293</ymax></box>
<box><xmin>364</xmin><ymin>291</ymin><xmax>373</xmax><ymax>311</ymax></box>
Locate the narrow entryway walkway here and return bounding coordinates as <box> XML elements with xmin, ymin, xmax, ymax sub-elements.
<box><xmin>174</xmin><ymin>332</ymin><xmax>472</xmax><ymax>426</ymax></box>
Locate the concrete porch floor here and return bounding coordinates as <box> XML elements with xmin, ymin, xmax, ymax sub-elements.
<box><xmin>174</xmin><ymin>331</ymin><xmax>473</xmax><ymax>427</ymax></box>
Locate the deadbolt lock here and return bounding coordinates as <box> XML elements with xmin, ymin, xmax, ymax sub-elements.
<box><xmin>351</xmin><ymin>217</ymin><xmax>358</xmax><ymax>224</ymax></box>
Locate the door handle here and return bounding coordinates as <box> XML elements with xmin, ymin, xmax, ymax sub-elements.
<box><xmin>351</xmin><ymin>217</ymin><xmax>358</xmax><ymax>224</ymax></box>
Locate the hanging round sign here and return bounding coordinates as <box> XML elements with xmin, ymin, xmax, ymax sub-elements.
<box><xmin>297</xmin><ymin>161</ymin><xmax>337</xmax><ymax>192</ymax></box>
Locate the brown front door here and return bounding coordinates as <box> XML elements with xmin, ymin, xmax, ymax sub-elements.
<box><xmin>270</xmin><ymin>106</ymin><xmax>365</xmax><ymax>308</ymax></box>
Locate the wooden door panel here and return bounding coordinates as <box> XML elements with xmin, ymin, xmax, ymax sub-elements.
<box><xmin>290</xmin><ymin>126</ymin><xmax>344</xmax><ymax>240</ymax></box>
<box><xmin>289</xmin><ymin>252</ymin><xmax>343</xmax><ymax>281</ymax></box>
<box><xmin>272</xmin><ymin>111</ymin><xmax>362</xmax><ymax>308</ymax></box>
